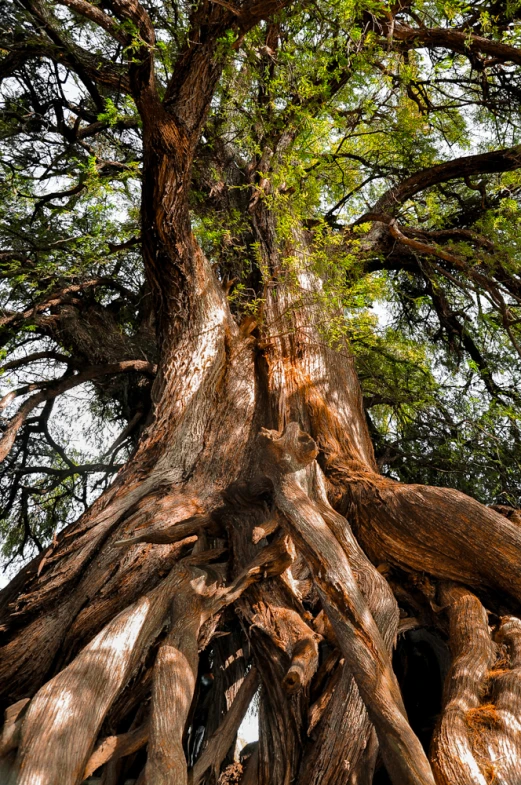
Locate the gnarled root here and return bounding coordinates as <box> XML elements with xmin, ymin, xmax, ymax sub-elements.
<box><xmin>431</xmin><ymin>583</ymin><xmax>496</xmax><ymax>785</ymax></box>
<box><xmin>260</xmin><ymin>423</ymin><xmax>435</xmax><ymax>785</ymax></box>
<box><xmin>352</xmin><ymin>481</ymin><xmax>521</xmax><ymax>604</ymax></box>
<box><xmin>14</xmin><ymin>563</ymin><xmax>194</xmax><ymax>785</ymax></box>
<box><xmin>431</xmin><ymin>585</ymin><xmax>521</xmax><ymax>785</ymax></box>
<box><xmin>8</xmin><ymin>539</ymin><xmax>291</xmax><ymax>785</ymax></box>
<box><xmin>485</xmin><ymin>616</ymin><xmax>521</xmax><ymax>784</ymax></box>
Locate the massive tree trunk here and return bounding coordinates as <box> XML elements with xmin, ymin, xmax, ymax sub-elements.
<box><xmin>3</xmin><ymin>6</ymin><xmax>521</xmax><ymax>785</ymax></box>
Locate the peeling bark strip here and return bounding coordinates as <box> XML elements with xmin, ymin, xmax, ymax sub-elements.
<box><xmin>259</xmin><ymin>422</ymin><xmax>435</xmax><ymax>785</ymax></box>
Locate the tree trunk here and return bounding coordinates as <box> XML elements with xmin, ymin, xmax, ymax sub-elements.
<box><xmin>4</xmin><ymin>39</ymin><xmax>521</xmax><ymax>785</ymax></box>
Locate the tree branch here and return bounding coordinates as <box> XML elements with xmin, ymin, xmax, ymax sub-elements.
<box><xmin>17</xmin><ymin>0</ymin><xmax>131</xmax><ymax>97</ymax></box>
<box><xmin>55</xmin><ymin>0</ymin><xmax>128</xmax><ymax>44</ymax></box>
<box><xmin>0</xmin><ymin>360</ymin><xmax>157</xmax><ymax>463</ymax></box>
<box><xmin>359</xmin><ymin>145</ymin><xmax>521</xmax><ymax>218</ymax></box>
<box><xmin>392</xmin><ymin>22</ymin><xmax>521</xmax><ymax>67</ymax></box>
<box><xmin>0</xmin><ymin>352</ymin><xmax>72</xmax><ymax>373</ymax></box>
<box><xmin>0</xmin><ymin>277</ymin><xmax>137</xmax><ymax>331</ymax></box>
<box><xmin>431</xmin><ymin>583</ymin><xmax>495</xmax><ymax>785</ymax></box>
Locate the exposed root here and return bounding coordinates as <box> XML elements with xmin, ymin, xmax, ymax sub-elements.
<box><xmin>351</xmin><ymin>480</ymin><xmax>521</xmax><ymax>605</ymax></box>
<box><xmin>259</xmin><ymin>422</ymin><xmax>435</xmax><ymax>785</ymax></box>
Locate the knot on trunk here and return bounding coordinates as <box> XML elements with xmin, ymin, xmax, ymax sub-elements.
<box><xmin>282</xmin><ymin>635</ymin><xmax>320</xmax><ymax>694</ymax></box>
<box><xmin>259</xmin><ymin>422</ymin><xmax>318</xmax><ymax>475</ymax></box>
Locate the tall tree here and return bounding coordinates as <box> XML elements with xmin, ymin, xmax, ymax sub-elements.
<box><xmin>2</xmin><ymin>1</ymin><xmax>521</xmax><ymax>783</ymax></box>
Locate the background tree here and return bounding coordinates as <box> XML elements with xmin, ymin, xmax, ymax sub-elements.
<box><xmin>2</xmin><ymin>1</ymin><xmax>521</xmax><ymax>783</ymax></box>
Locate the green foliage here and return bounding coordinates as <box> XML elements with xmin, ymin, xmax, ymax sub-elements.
<box><xmin>97</xmin><ymin>97</ymin><xmax>140</xmax><ymax>129</ymax></box>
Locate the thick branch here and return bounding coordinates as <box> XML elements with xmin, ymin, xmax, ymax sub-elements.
<box><xmin>18</xmin><ymin>0</ymin><xmax>131</xmax><ymax>95</ymax></box>
<box><xmin>0</xmin><ymin>277</ymin><xmax>135</xmax><ymax>330</ymax></box>
<box><xmin>282</xmin><ymin>633</ymin><xmax>319</xmax><ymax>694</ymax></box>
<box><xmin>359</xmin><ymin>145</ymin><xmax>521</xmax><ymax>217</ymax></box>
<box><xmin>0</xmin><ymin>351</ymin><xmax>72</xmax><ymax>373</ymax></box>
<box><xmin>55</xmin><ymin>0</ymin><xmax>127</xmax><ymax>44</ymax></box>
<box><xmin>393</xmin><ymin>22</ymin><xmax>521</xmax><ymax>66</ymax></box>
<box><xmin>351</xmin><ymin>481</ymin><xmax>521</xmax><ymax>606</ymax></box>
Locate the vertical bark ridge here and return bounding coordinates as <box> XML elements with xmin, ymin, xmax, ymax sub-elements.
<box><xmin>431</xmin><ymin>583</ymin><xmax>496</xmax><ymax>785</ymax></box>
<box><xmin>16</xmin><ymin>603</ymin><xmax>149</xmax><ymax>784</ymax></box>
<box><xmin>486</xmin><ymin>616</ymin><xmax>521</xmax><ymax>784</ymax></box>
<box><xmin>224</xmin><ymin>483</ymin><xmax>311</xmax><ymax>785</ymax></box>
<box><xmin>298</xmin><ymin>661</ymin><xmax>373</xmax><ymax>785</ymax></box>
<box><xmin>249</xmin><ymin>217</ymin><xmax>406</xmax><ymax>783</ymax></box>
<box><xmin>260</xmin><ymin>235</ymin><xmax>377</xmax><ymax>476</ymax></box>
<box><xmin>294</xmin><ymin>467</ymin><xmax>400</xmax><ymax>785</ymax></box>
<box><xmin>154</xmin><ymin>537</ymin><xmax>293</xmax><ymax>782</ymax></box>
<box><xmin>187</xmin><ymin>623</ymin><xmax>248</xmax><ymax>769</ymax></box>
<box><xmin>146</xmin><ymin>567</ymin><xmax>205</xmax><ymax>785</ymax></box>
<box><xmin>14</xmin><ymin>562</ymin><xmax>201</xmax><ymax>785</ymax></box>
<box><xmin>0</xmin><ymin>323</ymin><xmax>258</xmax><ymax>703</ymax></box>
<box><xmin>249</xmin><ymin>207</ymin><xmax>404</xmax><ymax>781</ymax></box>
<box><xmin>8</xmin><ymin>540</ymin><xmax>291</xmax><ymax>785</ymax></box>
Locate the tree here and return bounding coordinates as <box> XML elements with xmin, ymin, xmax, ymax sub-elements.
<box><xmin>2</xmin><ymin>0</ymin><xmax>521</xmax><ymax>783</ymax></box>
